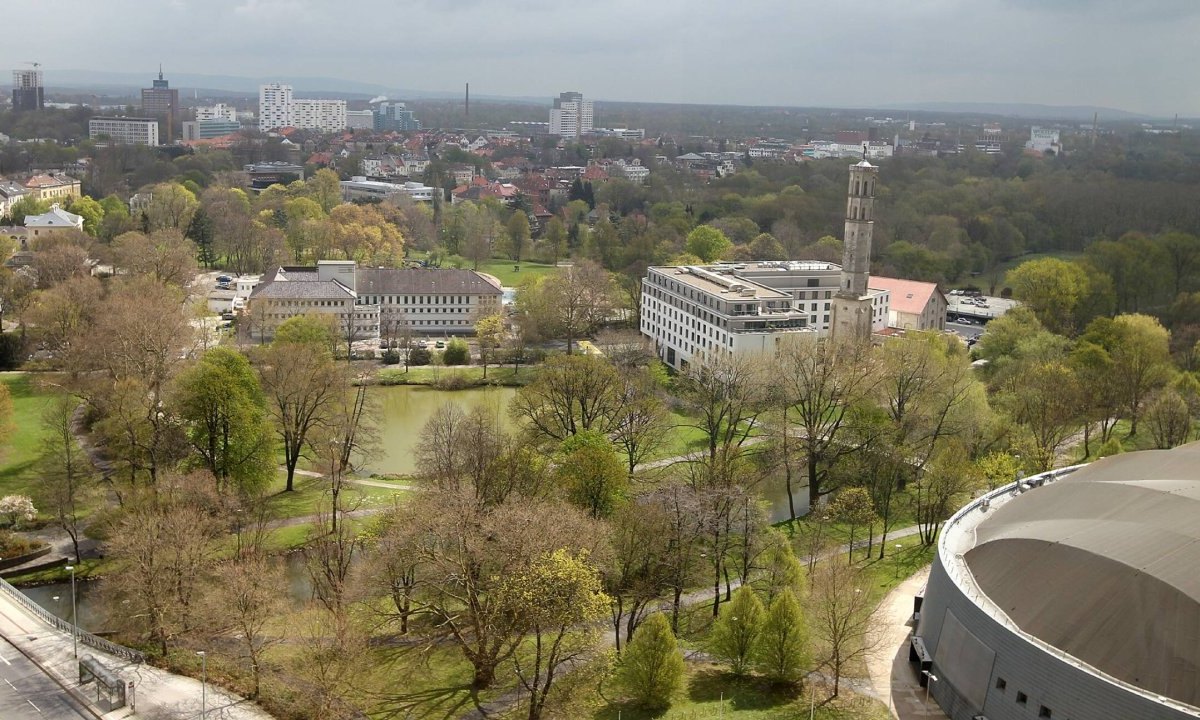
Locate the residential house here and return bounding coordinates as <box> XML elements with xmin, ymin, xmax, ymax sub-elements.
<box><xmin>24</xmin><ymin>204</ymin><xmax>84</xmax><ymax>238</ymax></box>
<box><xmin>867</xmin><ymin>276</ymin><xmax>947</xmax><ymax>331</ymax></box>
<box><xmin>0</xmin><ymin>180</ymin><xmax>29</xmax><ymax>219</ymax></box>
<box><xmin>24</xmin><ymin>174</ymin><xmax>81</xmax><ymax>203</ymax></box>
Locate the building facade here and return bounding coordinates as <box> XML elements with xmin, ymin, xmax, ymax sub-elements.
<box><xmin>182</xmin><ymin>119</ymin><xmax>242</xmax><ymax>141</ymax></box>
<box><xmin>356</xmin><ymin>267</ymin><xmax>503</xmax><ymax>336</ymax></box>
<box><xmin>89</xmin><ymin>117</ymin><xmax>160</xmax><ymax>146</ymax></box>
<box><xmin>549</xmin><ymin>91</ymin><xmax>594</xmax><ymax>138</ymax></box>
<box><xmin>12</xmin><ymin>69</ymin><xmax>44</xmax><ymax>112</ymax></box>
<box><xmin>0</xmin><ymin>180</ymin><xmax>29</xmax><ymax>219</ymax></box>
<box><xmin>867</xmin><ymin>276</ymin><xmax>947</xmax><ymax>331</ymax></box>
<box><xmin>340</xmin><ymin>177</ymin><xmax>435</xmax><ymax>203</ymax></box>
<box><xmin>372</xmin><ymin>102</ymin><xmax>420</xmax><ymax>132</ymax></box>
<box><xmin>259</xmin><ymin>83</ymin><xmax>294</xmax><ymax>131</ymax></box>
<box><xmin>23</xmin><ymin>204</ymin><xmax>83</xmax><ymax>238</ymax></box>
<box><xmin>23</xmin><ymin>174</ymin><xmax>80</xmax><ymax>203</ymax></box>
<box><xmin>293</xmin><ymin>99</ymin><xmax>347</xmax><ymax>133</ymax></box>
<box><xmin>346</xmin><ymin>110</ymin><xmax>374</xmax><ymax>130</ymax></box>
<box><xmin>196</xmin><ymin>103</ymin><xmax>238</xmax><ymax>122</ymax></box>
<box><xmin>140</xmin><ymin>69</ymin><xmax>179</xmax><ymax>143</ymax></box>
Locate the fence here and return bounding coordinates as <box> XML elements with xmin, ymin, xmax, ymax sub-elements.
<box><xmin>0</xmin><ymin>575</ymin><xmax>144</xmax><ymax>664</ymax></box>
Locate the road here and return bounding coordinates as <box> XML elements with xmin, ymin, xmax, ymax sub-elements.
<box><xmin>0</xmin><ymin>638</ymin><xmax>93</xmax><ymax>720</ymax></box>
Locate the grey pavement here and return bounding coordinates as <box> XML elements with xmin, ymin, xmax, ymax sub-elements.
<box><xmin>0</xmin><ymin>584</ymin><xmax>273</xmax><ymax>720</ymax></box>
<box><xmin>0</xmin><ymin>635</ymin><xmax>94</xmax><ymax>719</ymax></box>
<box><xmin>866</xmin><ymin>566</ymin><xmax>950</xmax><ymax>719</ymax></box>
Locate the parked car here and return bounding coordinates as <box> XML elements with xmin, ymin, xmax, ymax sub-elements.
<box><xmin>435</xmin><ymin>340</ymin><xmax>446</xmax><ymax>349</ymax></box>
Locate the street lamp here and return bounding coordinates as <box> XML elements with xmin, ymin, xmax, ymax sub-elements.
<box><xmin>923</xmin><ymin>670</ymin><xmax>939</xmax><ymax>711</ymax></box>
<box><xmin>893</xmin><ymin>544</ymin><xmax>903</xmax><ymax>578</ymax></box>
<box><xmin>64</xmin><ymin>565</ymin><xmax>77</xmax><ymax>658</ymax></box>
<box><xmin>197</xmin><ymin>650</ymin><xmax>207</xmax><ymax>719</ymax></box>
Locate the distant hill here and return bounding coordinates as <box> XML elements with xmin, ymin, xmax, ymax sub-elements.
<box><xmin>880</xmin><ymin>101</ymin><xmax>1154</xmax><ymax>122</ymax></box>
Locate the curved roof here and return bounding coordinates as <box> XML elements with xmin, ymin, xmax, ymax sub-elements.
<box><xmin>965</xmin><ymin>443</ymin><xmax>1200</xmax><ymax>708</ymax></box>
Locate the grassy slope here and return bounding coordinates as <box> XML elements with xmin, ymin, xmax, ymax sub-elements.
<box><xmin>0</xmin><ymin>373</ymin><xmax>64</xmax><ymax>496</ymax></box>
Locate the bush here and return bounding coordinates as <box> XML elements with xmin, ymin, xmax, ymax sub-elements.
<box><xmin>442</xmin><ymin>338</ymin><xmax>470</xmax><ymax>365</ymax></box>
<box><xmin>381</xmin><ymin>349</ymin><xmax>401</xmax><ymax>365</ymax></box>
<box><xmin>409</xmin><ymin>347</ymin><xmax>432</xmax><ymax>366</ymax></box>
<box><xmin>616</xmin><ymin>613</ymin><xmax>685</xmax><ymax>710</ymax></box>
<box><xmin>431</xmin><ymin>371</ymin><xmax>472</xmax><ymax>390</ymax></box>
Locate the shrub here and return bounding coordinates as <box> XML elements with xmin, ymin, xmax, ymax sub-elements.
<box><xmin>442</xmin><ymin>339</ymin><xmax>470</xmax><ymax>365</ymax></box>
<box><xmin>616</xmin><ymin>612</ymin><xmax>685</xmax><ymax>710</ymax></box>
<box><xmin>381</xmin><ymin>349</ymin><xmax>401</xmax><ymax>365</ymax></box>
<box><xmin>0</xmin><ymin>495</ymin><xmax>37</xmax><ymax>529</ymax></box>
<box><xmin>409</xmin><ymin>347</ymin><xmax>432</xmax><ymax>366</ymax></box>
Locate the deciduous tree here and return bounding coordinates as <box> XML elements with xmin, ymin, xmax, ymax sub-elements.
<box><xmin>615</xmin><ymin>612</ymin><xmax>685</xmax><ymax>711</ymax></box>
<box><xmin>754</xmin><ymin>589</ymin><xmax>808</xmax><ymax>685</ymax></box>
<box><xmin>709</xmin><ymin>586</ymin><xmax>765</xmax><ymax>675</ymax></box>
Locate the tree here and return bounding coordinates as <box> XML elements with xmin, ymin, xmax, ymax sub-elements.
<box><xmin>255</xmin><ymin>336</ymin><xmax>338</xmax><ymax>491</ymax></box>
<box><xmin>519</xmin><ymin>260</ymin><xmax>614</xmax><ymax>353</ymax></box>
<box><xmin>755</xmin><ymin>589</ymin><xmax>809</xmax><ymax>685</ymax></box>
<box><xmin>475</xmin><ymin>313</ymin><xmax>504</xmax><ymax>378</ymax></box>
<box><xmin>914</xmin><ymin>444</ymin><xmax>982</xmax><ymax>544</ymax></box>
<box><xmin>685</xmin><ymin>225</ymin><xmax>732</xmax><ymax>262</ymax></box>
<box><xmin>510</xmin><ymin>354</ymin><xmax>621</xmax><ymax>441</ymax></box>
<box><xmin>174</xmin><ymin>347</ymin><xmax>276</xmax><ymax>497</ymax></box>
<box><xmin>610</xmin><ymin>370</ymin><xmax>669</xmax><ymax>474</ymax></box>
<box><xmin>442</xmin><ymin>337</ymin><xmax>469</xmax><ymax>365</ymax></box>
<box><xmin>36</xmin><ymin>396</ymin><xmax>93</xmax><ymax>562</ymax></box>
<box><xmin>1107</xmin><ymin>314</ymin><xmax>1173</xmax><ymax>436</ymax></box>
<box><xmin>505</xmin><ymin>211</ymin><xmax>531</xmax><ymax>263</ymax></box>
<box><xmin>615</xmin><ymin>612</ymin><xmax>685</xmax><ymax>711</ymax></box>
<box><xmin>5</xmin><ymin>196</ymin><xmax>50</xmax><ymax>225</ymax></box>
<box><xmin>709</xmin><ymin>586</ymin><xmax>765</xmax><ymax>675</ymax></box>
<box><xmin>994</xmin><ymin>360</ymin><xmax>1081</xmax><ymax>471</ymax></box>
<box><xmin>1007</xmin><ymin>257</ymin><xmax>1090</xmax><ymax>335</ymax></box>
<box><xmin>676</xmin><ymin>350</ymin><xmax>769</xmax><ymax>462</ymax></box>
<box><xmin>66</xmin><ymin>195</ymin><xmax>105</xmax><ymax>236</ymax></box>
<box><xmin>110</xmin><ymin>230</ymin><xmax>198</xmax><ymax>287</ymax></box>
<box><xmin>1146</xmin><ymin>388</ymin><xmax>1191</xmax><ymax>449</ymax></box>
<box><xmin>828</xmin><ymin>488</ymin><xmax>876</xmax><ymax>564</ymax></box>
<box><xmin>501</xmin><ymin>549</ymin><xmax>610</xmax><ymax>720</ymax></box>
<box><xmin>808</xmin><ymin>559</ymin><xmax>875</xmax><ymax>698</ymax></box>
<box><xmin>754</xmin><ymin>530</ymin><xmax>805</xmax><ymax>601</ymax></box>
<box><xmin>308</xmin><ymin>168</ymin><xmax>342</xmax><ymax>213</ymax></box>
<box><xmin>362</xmin><ymin>504</ymin><xmax>425</xmax><ymax>635</ymax></box>
<box><xmin>0</xmin><ymin>495</ymin><xmax>36</xmax><ymax>528</ymax></box>
<box><xmin>25</xmin><ymin>275</ymin><xmax>102</xmax><ymax>358</ymax></box>
<box><xmin>32</xmin><ymin>244</ymin><xmax>90</xmax><ymax>289</ymax></box>
<box><xmin>143</xmin><ymin>182</ymin><xmax>199</xmax><ymax>232</ymax></box>
<box><xmin>748</xmin><ymin>232</ymin><xmax>787</xmax><ymax>261</ymax></box>
<box><xmin>555</xmin><ymin>430</ymin><xmax>628</xmax><ymax>519</ymax></box>
<box><xmin>544</xmin><ymin>216</ymin><xmax>568</xmax><ymax>266</ymax></box>
<box><xmin>606</xmin><ymin>501</ymin><xmax>672</xmax><ymax>653</ymax></box>
<box><xmin>204</xmin><ymin>553</ymin><xmax>286</xmax><ymax>697</ymax></box>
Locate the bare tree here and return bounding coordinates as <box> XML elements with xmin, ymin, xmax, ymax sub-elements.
<box><xmin>676</xmin><ymin>350</ymin><xmax>770</xmax><ymax>462</ymax></box>
<box><xmin>610</xmin><ymin>369</ymin><xmax>669</xmax><ymax>474</ymax></box>
<box><xmin>808</xmin><ymin>558</ymin><xmax>878</xmax><ymax>698</ymax></box>
<box><xmin>36</xmin><ymin>397</ymin><xmax>94</xmax><ymax>562</ymax></box>
<box><xmin>255</xmin><ymin>341</ymin><xmax>339</xmax><ymax>491</ymax></box>
<box><xmin>204</xmin><ymin>553</ymin><xmax>286</xmax><ymax>697</ymax></box>
<box><xmin>509</xmin><ymin>354</ymin><xmax>622</xmax><ymax>442</ymax></box>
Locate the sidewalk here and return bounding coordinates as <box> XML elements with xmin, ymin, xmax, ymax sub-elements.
<box><xmin>0</xmin><ymin>588</ymin><xmax>273</xmax><ymax>720</ymax></box>
<box><xmin>866</xmin><ymin>566</ymin><xmax>949</xmax><ymax>719</ymax></box>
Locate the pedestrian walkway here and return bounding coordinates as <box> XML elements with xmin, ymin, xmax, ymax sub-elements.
<box><xmin>0</xmin><ymin>581</ymin><xmax>272</xmax><ymax>719</ymax></box>
<box><xmin>866</xmin><ymin>566</ymin><xmax>949</xmax><ymax>719</ymax></box>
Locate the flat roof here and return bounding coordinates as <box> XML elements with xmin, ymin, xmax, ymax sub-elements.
<box><xmin>650</xmin><ymin>266</ymin><xmax>790</xmax><ymax>300</ymax></box>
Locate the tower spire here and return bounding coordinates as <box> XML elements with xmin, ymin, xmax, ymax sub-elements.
<box><xmin>158</xmin><ymin>63</ymin><xmax>163</xmax><ymax>81</ymax></box>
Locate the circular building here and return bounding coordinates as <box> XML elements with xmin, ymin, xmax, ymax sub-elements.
<box><xmin>916</xmin><ymin>444</ymin><xmax>1200</xmax><ymax>720</ymax></box>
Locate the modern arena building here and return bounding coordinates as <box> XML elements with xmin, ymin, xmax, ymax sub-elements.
<box><xmin>914</xmin><ymin>443</ymin><xmax>1200</xmax><ymax>720</ymax></box>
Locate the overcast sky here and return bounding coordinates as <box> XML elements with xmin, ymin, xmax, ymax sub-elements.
<box><xmin>4</xmin><ymin>0</ymin><xmax>1198</xmax><ymax>116</ymax></box>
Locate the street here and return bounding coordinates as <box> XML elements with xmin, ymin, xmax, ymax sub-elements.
<box><xmin>0</xmin><ymin>639</ymin><xmax>93</xmax><ymax>719</ymax></box>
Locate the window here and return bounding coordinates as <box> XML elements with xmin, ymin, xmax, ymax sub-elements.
<box><xmin>1016</xmin><ymin>692</ymin><xmax>1027</xmax><ymax>705</ymax></box>
<box><xmin>807</xmin><ymin>278</ymin><xmax>818</xmax><ymax>287</ymax></box>
<box><xmin>1039</xmin><ymin>707</ymin><xmax>1052</xmax><ymax>718</ymax></box>
<box><xmin>995</xmin><ymin>678</ymin><xmax>1006</xmax><ymax>691</ymax></box>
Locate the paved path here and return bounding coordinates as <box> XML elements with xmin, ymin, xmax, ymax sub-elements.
<box><xmin>866</xmin><ymin>566</ymin><xmax>949</xmax><ymax>719</ymax></box>
<box><xmin>0</xmin><ymin>584</ymin><xmax>273</xmax><ymax>720</ymax></box>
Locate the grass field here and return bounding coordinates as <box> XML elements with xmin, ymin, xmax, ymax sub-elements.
<box><xmin>473</xmin><ymin>258</ymin><xmax>564</xmax><ymax>286</ymax></box>
<box><xmin>0</xmin><ymin>373</ymin><xmax>66</xmax><ymax>496</ymax></box>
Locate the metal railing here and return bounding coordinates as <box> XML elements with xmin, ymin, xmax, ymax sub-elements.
<box><xmin>0</xmin><ymin>575</ymin><xmax>144</xmax><ymax>664</ymax></box>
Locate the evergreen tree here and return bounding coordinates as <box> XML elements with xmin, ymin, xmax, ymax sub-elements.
<box><xmin>754</xmin><ymin>589</ymin><xmax>809</xmax><ymax>685</ymax></box>
<box><xmin>187</xmin><ymin>207</ymin><xmax>216</xmax><ymax>268</ymax></box>
<box><xmin>616</xmin><ymin>612</ymin><xmax>685</xmax><ymax>710</ymax></box>
<box><xmin>709</xmin><ymin>586</ymin><xmax>765</xmax><ymax>675</ymax></box>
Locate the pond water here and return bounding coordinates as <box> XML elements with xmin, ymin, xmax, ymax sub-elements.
<box><xmin>363</xmin><ymin>385</ymin><xmax>519</xmax><ymax>476</ymax></box>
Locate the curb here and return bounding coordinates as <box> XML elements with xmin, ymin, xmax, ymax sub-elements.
<box><xmin>0</xmin><ymin>630</ymin><xmax>106</xmax><ymax>719</ymax></box>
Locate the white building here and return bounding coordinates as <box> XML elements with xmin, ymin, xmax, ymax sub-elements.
<box><xmin>293</xmin><ymin>99</ymin><xmax>347</xmax><ymax>133</ymax></box>
<box><xmin>346</xmin><ymin>110</ymin><xmax>374</xmax><ymax>130</ymax></box>
<box><xmin>23</xmin><ymin>204</ymin><xmax>84</xmax><ymax>238</ymax></box>
<box><xmin>259</xmin><ymin>83</ymin><xmax>293</xmax><ymax>131</ymax></box>
<box><xmin>356</xmin><ymin>267</ymin><xmax>504</xmax><ymax>336</ymax></box>
<box><xmin>88</xmin><ymin>116</ymin><xmax>160</xmax><ymax>146</ymax></box>
<box><xmin>195</xmin><ymin>103</ymin><xmax>237</xmax><ymax>122</ymax></box>
<box><xmin>611</xmin><ymin>159</ymin><xmax>650</xmax><ymax>184</ymax></box>
<box><xmin>1026</xmin><ymin>126</ymin><xmax>1062</xmax><ymax>155</ymax></box>
<box><xmin>549</xmin><ymin>91</ymin><xmax>594</xmax><ymax>138</ymax></box>
<box><xmin>341</xmin><ymin>177</ymin><xmax>435</xmax><ymax>202</ymax></box>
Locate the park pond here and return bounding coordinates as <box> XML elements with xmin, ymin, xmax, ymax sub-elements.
<box><xmin>20</xmin><ymin>384</ymin><xmax>809</xmax><ymax>630</ymax></box>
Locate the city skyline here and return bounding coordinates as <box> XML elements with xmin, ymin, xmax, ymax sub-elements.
<box><xmin>1</xmin><ymin>0</ymin><xmax>1198</xmax><ymax>117</ymax></box>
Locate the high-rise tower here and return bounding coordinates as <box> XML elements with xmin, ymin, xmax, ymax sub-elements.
<box><xmin>829</xmin><ymin>157</ymin><xmax>879</xmax><ymax>343</ymax></box>
<box><xmin>12</xmin><ymin>68</ymin><xmax>44</xmax><ymax>112</ymax></box>
<box><xmin>141</xmin><ymin>66</ymin><xmax>178</xmax><ymax>144</ymax></box>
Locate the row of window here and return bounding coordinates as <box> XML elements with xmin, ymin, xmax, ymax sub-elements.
<box><xmin>358</xmin><ymin>294</ymin><xmax>492</xmax><ymax>306</ymax></box>
<box><xmin>994</xmin><ymin>677</ymin><xmax>1053</xmax><ymax>718</ymax></box>
<box><xmin>268</xmin><ymin>299</ymin><xmax>349</xmax><ymax>308</ymax></box>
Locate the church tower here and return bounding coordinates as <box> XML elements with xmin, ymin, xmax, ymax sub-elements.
<box><xmin>830</xmin><ymin>157</ymin><xmax>879</xmax><ymax>343</ymax></box>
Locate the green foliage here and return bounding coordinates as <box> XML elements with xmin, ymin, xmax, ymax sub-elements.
<box><xmin>5</xmin><ymin>196</ymin><xmax>50</xmax><ymax>225</ymax></box>
<box><xmin>709</xmin><ymin>586</ymin><xmax>765</xmax><ymax>675</ymax></box>
<box><xmin>755</xmin><ymin>589</ymin><xmax>809</xmax><ymax>685</ymax></box>
<box><xmin>441</xmin><ymin>338</ymin><xmax>470</xmax><ymax>365</ymax></box>
<box><xmin>1097</xmin><ymin>436</ymin><xmax>1124</xmax><ymax>457</ymax></box>
<box><xmin>556</xmin><ymin>429</ymin><xmax>628</xmax><ymax>519</ymax></box>
<box><xmin>408</xmin><ymin>346</ymin><xmax>432</xmax><ymax>366</ymax></box>
<box><xmin>685</xmin><ymin>225</ymin><xmax>733</xmax><ymax>263</ymax></box>
<box><xmin>174</xmin><ymin>347</ymin><xmax>276</xmax><ymax>496</ymax></box>
<box><xmin>1006</xmin><ymin>257</ymin><xmax>1091</xmax><ymax>335</ymax></box>
<box><xmin>755</xmin><ymin>532</ymin><xmax>805</xmax><ymax>601</ymax></box>
<box><xmin>66</xmin><ymin>195</ymin><xmax>105</xmax><ymax>236</ymax></box>
<box><xmin>616</xmin><ymin>613</ymin><xmax>685</xmax><ymax>710</ymax></box>
<box><xmin>273</xmin><ymin>315</ymin><xmax>337</xmax><ymax>351</ymax></box>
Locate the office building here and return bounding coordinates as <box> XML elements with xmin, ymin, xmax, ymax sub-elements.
<box><xmin>916</xmin><ymin>445</ymin><xmax>1200</xmax><ymax>720</ymax></box>
<box><xmin>372</xmin><ymin>102</ymin><xmax>421</xmax><ymax>132</ymax></box>
<box><xmin>182</xmin><ymin>119</ymin><xmax>242</xmax><ymax>141</ymax></box>
<box><xmin>259</xmin><ymin>83</ymin><xmax>293</xmax><ymax>131</ymax></box>
<box><xmin>89</xmin><ymin>117</ymin><xmax>160</xmax><ymax>146</ymax></box>
<box><xmin>549</xmin><ymin>91</ymin><xmax>594</xmax><ymax>138</ymax></box>
<box><xmin>346</xmin><ymin>110</ymin><xmax>374</xmax><ymax>130</ymax></box>
<box><xmin>140</xmin><ymin>68</ymin><xmax>179</xmax><ymax>143</ymax></box>
<box><xmin>293</xmin><ymin>99</ymin><xmax>346</xmax><ymax>133</ymax></box>
<box><xmin>195</xmin><ymin>103</ymin><xmax>237</xmax><ymax>122</ymax></box>
<box><xmin>340</xmin><ymin>177</ymin><xmax>435</xmax><ymax>203</ymax></box>
<box><xmin>12</xmin><ymin>69</ymin><xmax>44</xmax><ymax>112</ymax></box>
<box><xmin>244</xmin><ymin>162</ymin><xmax>305</xmax><ymax>190</ymax></box>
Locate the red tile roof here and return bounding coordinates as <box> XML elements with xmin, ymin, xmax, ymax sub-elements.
<box><xmin>868</xmin><ymin>276</ymin><xmax>943</xmax><ymax>316</ymax></box>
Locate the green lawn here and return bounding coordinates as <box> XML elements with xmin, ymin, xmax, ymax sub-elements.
<box><xmin>473</xmin><ymin>258</ymin><xmax>564</xmax><ymax>286</ymax></box>
<box><xmin>0</xmin><ymin>373</ymin><xmax>66</xmax><ymax>496</ymax></box>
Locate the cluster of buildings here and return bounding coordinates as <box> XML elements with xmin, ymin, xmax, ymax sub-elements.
<box><xmin>259</xmin><ymin>83</ymin><xmax>347</xmax><ymax>133</ymax></box>
<box><xmin>245</xmin><ymin>260</ymin><xmax>503</xmax><ymax>341</ymax></box>
<box><xmin>640</xmin><ymin>159</ymin><xmax>948</xmax><ymax>369</ymax></box>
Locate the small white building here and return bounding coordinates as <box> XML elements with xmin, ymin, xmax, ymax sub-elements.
<box><xmin>24</xmin><ymin>204</ymin><xmax>84</xmax><ymax>238</ymax></box>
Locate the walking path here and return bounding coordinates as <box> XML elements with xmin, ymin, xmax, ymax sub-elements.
<box><xmin>866</xmin><ymin>566</ymin><xmax>949</xmax><ymax>719</ymax></box>
<box><xmin>0</xmin><ymin>583</ymin><xmax>272</xmax><ymax>720</ymax></box>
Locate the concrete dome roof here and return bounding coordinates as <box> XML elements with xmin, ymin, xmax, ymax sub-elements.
<box><xmin>964</xmin><ymin>443</ymin><xmax>1200</xmax><ymax>708</ymax></box>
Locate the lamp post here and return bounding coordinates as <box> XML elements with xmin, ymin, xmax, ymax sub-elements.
<box><xmin>894</xmin><ymin>544</ymin><xmax>902</xmax><ymax>578</ymax></box>
<box><xmin>923</xmin><ymin>670</ymin><xmax>938</xmax><ymax>712</ymax></box>
<box><xmin>64</xmin><ymin>565</ymin><xmax>77</xmax><ymax>658</ymax></box>
<box><xmin>197</xmin><ymin>650</ymin><xmax>207</xmax><ymax>719</ymax></box>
